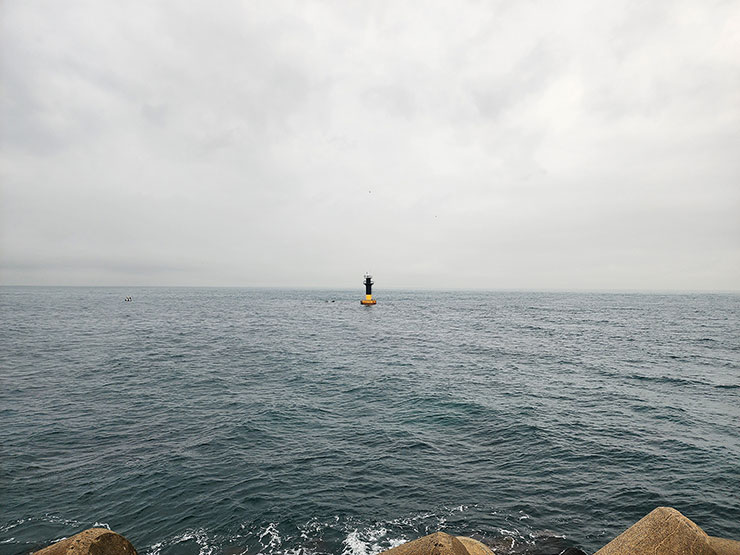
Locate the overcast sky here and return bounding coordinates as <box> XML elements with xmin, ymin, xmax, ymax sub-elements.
<box><xmin>1</xmin><ymin>1</ymin><xmax>739</xmax><ymax>290</ymax></box>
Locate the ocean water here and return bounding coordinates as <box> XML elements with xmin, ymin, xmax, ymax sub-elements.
<box><xmin>1</xmin><ymin>287</ymin><xmax>739</xmax><ymax>555</ymax></box>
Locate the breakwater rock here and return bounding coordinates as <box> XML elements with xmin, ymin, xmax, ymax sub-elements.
<box><xmin>378</xmin><ymin>507</ymin><xmax>739</xmax><ymax>555</ymax></box>
<box><xmin>31</xmin><ymin>507</ymin><xmax>740</xmax><ymax>554</ymax></box>
<box><xmin>378</xmin><ymin>532</ymin><xmax>493</xmax><ymax>555</ymax></box>
<box><xmin>595</xmin><ymin>507</ymin><xmax>740</xmax><ymax>555</ymax></box>
<box><xmin>33</xmin><ymin>528</ymin><xmax>136</xmax><ymax>555</ymax></box>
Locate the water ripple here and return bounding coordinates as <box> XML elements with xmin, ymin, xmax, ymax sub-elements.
<box><xmin>1</xmin><ymin>288</ymin><xmax>739</xmax><ymax>554</ymax></box>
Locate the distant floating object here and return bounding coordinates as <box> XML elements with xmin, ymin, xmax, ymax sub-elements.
<box><xmin>124</xmin><ymin>296</ymin><xmax>132</xmax><ymax>302</ymax></box>
<box><xmin>360</xmin><ymin>274</ymin><xmax>377</xmax><ymax>305</ymax></box>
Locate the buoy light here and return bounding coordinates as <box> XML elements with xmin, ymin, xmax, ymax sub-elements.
<box><xmin>360</xmin><ymin>274</ymin><xmax>377</xmax><ymax>305</ymax></box>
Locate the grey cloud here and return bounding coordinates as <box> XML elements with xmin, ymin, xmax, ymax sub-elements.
<box><xmin>1</xmin><ymin>0</ymin><xmax>739</xmax><ymax>290</ymax></box>
<box><xmin>470</xmin><ymin>42</ymin><xmax>562</xmax><ymax>120</ymax></box>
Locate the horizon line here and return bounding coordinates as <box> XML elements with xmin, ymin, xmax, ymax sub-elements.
<box><xmin>1</xmin><ymin>284</ymin><xmax>739</xmax><ymax>295</ymax></box>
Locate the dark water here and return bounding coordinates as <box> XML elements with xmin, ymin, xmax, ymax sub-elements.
<box><xmin>1</xmin><ymin>287</ymin><xmax>739</xmax><ymax>555</ymax></box>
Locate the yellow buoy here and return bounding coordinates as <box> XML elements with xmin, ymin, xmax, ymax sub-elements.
<box><xmin>360</xmin><ymin>274</ymin><xmax>377</xmax><ymax>305</ymax></box>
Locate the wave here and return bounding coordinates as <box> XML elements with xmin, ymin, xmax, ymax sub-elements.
<box><xmin>0</xmin><ymin>507</ymin><xmax>573</xmax><ymax>555</ymax></box>
<box><xmin>628</xmin><ymin>373</ymin><xmax>706</xmax><ymax>388</ymax></box>
<box><xmin>129</xmin><ymin>507</ymin><xmax>579</xmax><ymax>555</ymax></box>
<box><xmin>714</xmin><ymin>383</ymin><xmax>740</xmax><ymax>390</ymax></box>
<box><xmin>627</xmin><ymin>373</ymin><xmax>740</xmax><ymax>390</ymax></box>
<box><xmin>342</xmin><ymin>527</ymin><xmax>405</xmax><ymax>555</ymax></box>
<box><xmin>146</xmin><ymin>528</ymin><xmax>215</xmax><ymax>555</ymax></box>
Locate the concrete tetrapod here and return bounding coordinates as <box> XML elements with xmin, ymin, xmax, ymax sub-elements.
<box><xmin>379</xmin><ymin>532</ymin><xmax>494</xmax><ymax>555</ymax></box>
<box><xmin>29</xmin><ymin>508</ymin><xmax>740</xmax><ymax>555</ymax></box>
<box><xmin>455</xmin><ymin>535</ymin><xmax>496</xmax><ymax>555</ymax></box>
<box><xmin>708</xmin><ymin>536</ymin><xmax>740</xmax><ymax>555</ymax></box>
<box><xmin>595</xmin><ymin>506</ymin><xmax>740</xmax><ymax>555</ymax></box>
<box><xmin>33</xmin><ymin>528</ymin><xmax>137</xmax><ymax>555</ymax></box>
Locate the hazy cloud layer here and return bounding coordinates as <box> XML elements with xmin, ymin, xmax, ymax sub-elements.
<box><xmin>2</xmin><ymin>1</ymin><xmax>739</xmax><ymax>290</ymax></box>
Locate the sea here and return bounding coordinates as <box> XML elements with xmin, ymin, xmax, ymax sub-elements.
<box><xmin>1</xmin><ymin>287</ymin><xmax>739</xmax><ymax>555</ymax></box>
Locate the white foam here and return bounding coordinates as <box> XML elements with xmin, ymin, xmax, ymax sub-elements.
<box><xmin>0</xmin><ymin>519</ymin><xmax>26</xmax><ymax>533</ymax></box>
<box><xmin>341</xmin><ymin>526</ymin><xmax>405</xmax><ymax>555</ymax></box>
<box><xmin>342</xmin><ymin>529</ymin><xmax>374</xmax><ymax>555</ymax></box>
<box><xmin>258</xmin><ymin>522</ymin><xmax>282</xmax><ymax>550</ymax></box>
<box><xmin>145</xmin><ymin>529</ymin><xmax>215</xmax><ymax>555</ymax></box>
<box><xmin>193</xmin><ymin>530</ymin><xmax>216</xmax><ymax>555</ymax></box>
<box><xmin>43</xmin><ymin>515</ymin><xmax>81</xmax><ymax>526</ymax></box>
<box><xmin>143</xmin><ymin>508</ymin><xmax>532</xmax><ymax>555</ymax></box>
